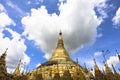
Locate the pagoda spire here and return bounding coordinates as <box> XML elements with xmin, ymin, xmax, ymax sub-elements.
<box><xmin>112</xmin><ymin>64</ymin><xmax>120</xmax><ymax>80</ymax></box>
<box><xmin>49</xmin><ymin>31</ymin><xmax>71</xmax><ymax>61</ymax></box>
<box><xmin>112</xmin><ymin>64</ymin><xmax>117</xmax><ymax>74</ymax></box>
<box><xmin>104</xmin><ymin>63</ymin><xmax>114</xmax><ymax>80</ymax></box>
<box><xmin>57</xmin><ymin>31</ymin><xmax>64</xmax><ymax>49</ymax></box>
<box><xmin>116</xmin><ymin>50</ymin><xmax>120</xmax><ymax>61</ymax></box>
<box><xmin>0</xmin><ymin>48</ymin><xmax>8</xmax><ymax>73</ymax></box>
<box><xmin>94</xmin><ymin>58</ymin><xmax>105</xmax><ymax>80</ymax></box>
<box><xmin>13</xmin><ymin>60</ymin><xmax>21</xmax><ymax>76</ymax></box>
<box><xmin>94</xmin><ymin>58</ymin><xmax>99</xmax><ymax>70</ymax></box>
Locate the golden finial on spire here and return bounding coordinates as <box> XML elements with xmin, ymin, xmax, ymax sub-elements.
<box><xmin>57</xmin><ymin>30</ymin><xmax>64</xmax><ymax>48</ymax></box>
<box><xmin>49</xmin><ymin>31</ymin><xmax>71</xmax><ymax>61</ymax></box>
<box><xmin>76</xmin><ymin>58</ymin><xmax>78</xmax><ymax>64</ymax></box>
<box><xmin>93</xmin><ymin>58</ymin><xmax>99</xmax><ymax>70</ymax></box>
<box><xmin>4</xmin><ymin>48</ymin><xmax>8</xmax><ymax>54</ymax></box>
<box><xmin>112</xmin><ymin>64</ymin><xmax>117</xmax><ymax>74</ymax></box>
<box><xmin>6</xmin><ymin>48</ymin><xmax>8</xmax><ymax>51</ymax></box>
<box><xmin>93</xmin><ymin>58</ymin><xmax>96</xmax><ymax>65</ymax></box>
<box><xmin>13</xmin><ymin>59</ymin><xmax>21</xmax><ymax>76</ymax></box>
<box><xmin>59</xmin><ymin>30</ymin><xmax>62</xmax><ymax>35</ymax></box>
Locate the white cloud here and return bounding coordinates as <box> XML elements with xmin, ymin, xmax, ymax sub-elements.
<box><xmin>21</xmin><ymin>0</ymin><xmax>107</xmax><ymax>59</ymax></box>
<box><xmin>59</xmin><ymin>0</ymin><xmax>66</xmax><ymax>3</ymax></box>
<box><xmin>0</xmin><ymin>4</ymin><xmax>7</xmax><ymax>13</ymax></box>
<box><xmin>0</xmin><ymin>28</ymin><xmax>30</xmax><ymax>73</ymax></box>
<box><xmin>112</xmin><ymin>7</ymin><xmax>120</xmax><ymax>26</ymax></box>
<box><xmin>107</xmin><ymin>55</ymin><xmax>119</xmax><ymax>68</ymax></box>
<box><xmin>0</xmin><ymin>4</ymin><xmax>30</xmax><ymax>73</ymax></box>
<box><xmin>93</xmin><ymin>0</ymin><xmax>108</xmax><ymax>21</ymax></box>
<box><xmin>0</xmin><ymin>12</ymin><xmax>15</xmax><ymax>28</ymax></box>
<box><xmin>94</xmin><ymin>52</ymin><xmax>102</xmax><ymax>57</ymax></box>
<box><xmin>0</xmin><ymin>4</ymin><xmax>15</xmax><ymax>28</ymax></box>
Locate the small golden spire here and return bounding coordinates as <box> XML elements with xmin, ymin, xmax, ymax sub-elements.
<box><xmin>57</xmin><ymin>31</ymin><xmax>64</xmax><ymax>48</ymax></box>
<box><xmin>5</xmin><ymin>48</ymin><xmax>8</xmax><ymax>53</ymax></box>
<box><xmin>105</xmin><ymin>63</ymin><xmax>114</xmax><ymax>80</ymax></box>
<box><xmin>93</xmin><ymin>58</ymin><xmax>97</xmax><ymax>65</ymax></box>
<box><xmin>76</xmin><ymin>58</ymin><xmax>78</xmax><ymax>64</ymax></box>
<box><xmin>104</xmin><ymin>63</ymin><xmax>112</xmax><ymax>74</ymax></box>
<box><xmin>59</xmin><ymin>30</ymin><xmax>62</xmax><ymax>35</ymax></box>
<box><xmin>112</xmin><ymin>64</ymin><xmax>117</xmax><ymax>74</ymax></box>
<box><xmin>94</xmin><ymin>58</ymin><xmax>99</xmax><ymax>70</ymax></box>
<box><xmin>13</xmin><ymin>59</ymin><xmax>21</xmax><ymax>76</ymax></box>
<box><xmin>3</xmin><ymin>48</ymin><xmax>8</xmax><ymax>55</ymax></box>
<box><xmin>0</xmin><ymin>48</ymin><xmax>8</xmax><ymax>73</ymax></box>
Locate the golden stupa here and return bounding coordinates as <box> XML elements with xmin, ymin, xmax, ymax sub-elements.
<box><xmin>30</xmin><ymin>31</ymin><xmax>93</xmax><ymax>80</ymax></box>
<box><xmin>2</xmin><ymin>31</ymin><xmax>120</xmax><ymax>80</ymax></box>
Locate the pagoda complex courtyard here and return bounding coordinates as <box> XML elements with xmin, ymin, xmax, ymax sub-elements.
<box><xmin>0</xmin><ymin>32</ymin><xmax>120</xmax><ymax>80</ymax></box>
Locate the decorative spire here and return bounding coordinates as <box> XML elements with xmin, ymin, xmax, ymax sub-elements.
<box><xmin>105</xmin><ymin>63</ymin><xmax>112</xmax><ymax>74</ymax></box>
<box><xmin>5</xmin><ymin>48</ymin><xmax>8</xmax><ymax>53</ymax></box>
<box><xmin>13</xmin><ymin>60</ymin><xmax>21</xmax><ymax>76</ymax></box>
<box><xmin>112</xmin><ymin>64</ymin><xmax>117</xmax><ymax>74</ymax></box>
<box><xmin>116</xmin><ymin>50</ymin><xmax>120</xmax><ymax>61</ymax></box>
<box><xmin>49</xmin><ymin>31</ymin><xmax>71</xmax><ymax>61</ymax></box>
<box><xmin>112</xmin><ymin>64</ymin><xmax>120</xmax><ymax>80</ymax></box>
<box><xmin>94</xmin><ymin>58</ymin><xmax>99</xmax><ymax>70</ymax></box>
<box><xmin>0</xmin><ymin>48</ymin><xmax>8</xmax><ymax>73</ymax></box>
<box><xmin>0</xmin><ymin>48</ymin><xmax>8</xmax><ymax>59</ymax></box>
<box><xmin>105</xmin><ymin>63</ymin><xmax>114</xmax><ymax>80</ymax></box>
<box><xmin>57</xmin><ymin>31</ymin><xmax>64</xmax><ymax>48</ymax></box>
<box><xmin>59</xmin><ymin>30</ymin><xmax>62</xmax><ymax>35</ymax></box>
<box><xmin>76</xmin><ymin>58</ymin><xmax>78</xmax><ymax>64</ymax></box>
<box><xmin>94</xmin><ymin>58</ymin><xmax>105</xmax><ymax>80</ymax></box>
<box><xmin>84</xmin><ymin>63</ymin><xmax>89</xmax><ymax>73</ymax></box>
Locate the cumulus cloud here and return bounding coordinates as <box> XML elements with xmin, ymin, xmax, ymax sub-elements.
<box><xmin>21</xmin><ymin>0</ymin><xmax>107</xmax><ymax>59</ymax></box>
<box><xmin>107</xmin><ymin>55</ymin><xmax>119</xmax><ymax>68</ymax></box>
<box><xmin>112</xmin><ymin>7</ymin><xmax>120</xmax><ymax>26</ymax></box>
<box><xmin>0</xmin><ymin>12</ymin><xmax>16</xmax><ymax>28</ymax></box>
<box><xmin>0</xmin><ymin>28</ymin><xmax>30</xmax><ymax>73</ymax></box>
<box><xmin>93</xmin><ymin>0</ymin><xmax>108</xmax><ymax>21</ymax></box>
<box><xmin>0</xmin><ymin>4</ymin><xmax>30</xmax><ymax>73</ymax></box>
<box><xmin>0</xmin><ymin>4</ymin><xmax>15</xmax><ymax>28</ymax></box>
<box><xmin>0</xmin><ymin>4</ymin><xmax>7</xmax><ymax>13</ymax></box>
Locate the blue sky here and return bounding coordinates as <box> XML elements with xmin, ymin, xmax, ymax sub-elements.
<box><xmin>0</xmin><ymin>0</ymin><xmax>120</xmax><ymax>72</ymax></box>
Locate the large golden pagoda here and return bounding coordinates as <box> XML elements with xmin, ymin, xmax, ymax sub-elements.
<box><xmin>1</xmin><ymin>32</ymin><xmax>120</xmax><ymax>80</ymax></box>
<box><xmin>30</xmin><ymin>31</ymin><xmax>92</xmax><ymax>80</ymax></box>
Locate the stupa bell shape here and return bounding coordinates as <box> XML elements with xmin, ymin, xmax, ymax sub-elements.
<box><xmin>49</xmin><ymin>31</ymin><xmax>71</xmax><ymax>61</ymax></box>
